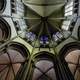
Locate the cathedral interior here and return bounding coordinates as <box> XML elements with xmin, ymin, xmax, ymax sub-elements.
<box><xmin>0</xmin><ymin>0</ymin><xmax>80</xmax><ymax>80</ymax></box>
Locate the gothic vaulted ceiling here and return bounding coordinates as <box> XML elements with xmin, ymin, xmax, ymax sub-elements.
<box><xmin>22</xmin><ymin>0</ymin><xmax>65</xmax><ymax>36</ymax></box>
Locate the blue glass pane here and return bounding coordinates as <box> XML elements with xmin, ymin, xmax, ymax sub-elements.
<box><xmin>40</xmin><ymin>36</ymin><xmax>48</xmax><ymax>44</ymax></box>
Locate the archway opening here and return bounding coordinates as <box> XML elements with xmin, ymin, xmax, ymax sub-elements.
<box><xmin>32</xmin><ymin>52</ymin><xmax>57</xmax><ymax>80</ymax></box>
<box><xmin>0</xmin><ymin>42</ymin><xmax>29</xmax><ymax>80</ymax></box>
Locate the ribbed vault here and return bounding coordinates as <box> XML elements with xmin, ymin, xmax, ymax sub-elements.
<box><xmin>23</xmin><ymin>0</ymin><xmax>65</xmax><ymax>36</ymax></box>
